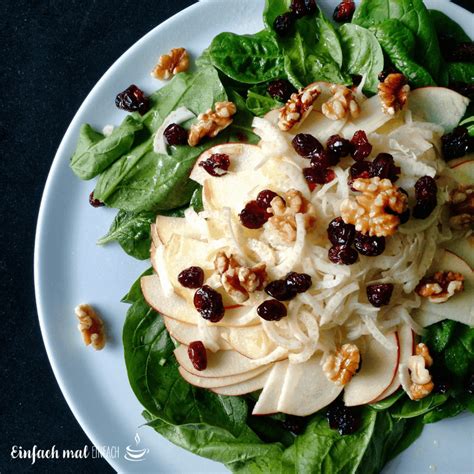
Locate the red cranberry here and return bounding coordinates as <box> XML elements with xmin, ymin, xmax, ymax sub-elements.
<box><xmin>115</xmin><ymin>84</ymin><xmax>150</xmax><ymax>115</ymax></box>
<box><xmin>256</xmin><ymin>189</ymin><xmax>278</xmax><ymax>209</ymax></box>
<box><xmin>290</xmin><ymin>0</ymin><xmax>309</xmax><ymax>18</ymax></box>
<box><xmin>178</xmin><ymin>266</ymin><xmax>204</xmax><ymax>289</ymax></box>
<box><xmin>283</xmin><ymin>415</ymin><xmax>308</xmax><ymax>434</ymax></box>
<box><xmin>163</xmin><ymin>123</ymin><xmax>188</xmax><ymax>146</ymax></box>
<box><xmin>333</xmin><ymin>0</ymin><xmax>355</xmax><ymax>22</ymax></box>
<box><xmin>274</xmin><ymin>12</ymin><xmax>295</xmax><ymax>36</ymax></box>
<box><xmin>371</xmin><ymin>153</ymin><xmax>400</xmax><ymax>182</ymax></box>
<box><xmin>349</xmin><ymin>161</ymin><xmax>372</xmax><ymax>183</ymax></box>
<box><xmin>326</xmin><ymin>134</ymin><xmax>352</xmax><ymax>158</ymax></box>
<box><xmin>354</xmin><ymin>232</ymin><xmax>385</xmax><ymax>256</ymax></box>
<box><xmin>415</xmin><ymin>176</ymin><xmax>437</xmax><ymax>201</ymax></box>
<box><xmin>265</xmin><ymin>280</ymin><xmax>297</xmax><ymax>301</ymax></box>
<box><xmin>350</xmin><ymin>130</ymin><xmax>372</xmax><ymax>161</ymax></box>
<box><xmin>413</xmin><ymin>200</ymin><xmax>437</xmax><ymax>219</ymax></box>
<box><xmin>328</xmin><ymin>245</ymin><xmax>358</xmax><ymax>265</ymax></box>
<box><xmin>188</xmin><ymin>341</ymin><xmax>207</xmax><ymax>371</ymax></box>
<box><xmin>239</xmin><ymin>200</ymin><xmax>269</xmax><ymax>229</ymax></box>
<box><xmin>285</xmin><ymin>272</ymin><xmax>312</xmax><ymax>293</ymax></box>
<box><xmin>267</xmin><ymin>79</ymin><xmax>296</xmax><ymax>102</ymax></box>
<box><xmin>445</xmin><ymin>42</ymin><xmax>474</xmax><ymax>62</ymax></box>
<box><xmin>326</xmin><ymin>401</ymin><xmax>360</xmax><ymax>435</ymax></box>
<box><xmin>327</xmin><ymin>217</ymin><xmax>356</xmax><ymax>246</ymax></box>
<box><xmin>199</xmin><ymin>153</ymin><xmax>230</xmax><ymax>177</ymax></box>
<box><xmin>257</xmin><ymin>299</ymin><xmax>288</xmax><ymax>321</ymax></box>
<box><xmin>292</xmin><ymin>133</ymin><xmax>324</xmax><ymax>158</ymax></box>
<box><xmin>310</xmin><ymin>149</ymin><xmax>339</xmax><ymax>168</ymax></box>
<box><xmin>441</xmin><ymin>126</ymin><xmax>472</xmax><ymax>161</ymax></box>
<box><xmin>366</xmin><ymin>283</ymin><xmax>394</xmax><ymax>307</ymax></box>
<box><xmin>304</xmin><ymin>167</ymin><xmax>335</xmax><ymax>185</ymax></box>
<box><xmin>89</xmin><ymin>191</ymin><xmax>104</xmax><ymax>207</ymax></box>
<box><xmin>193</xmin><ymin>285</ymin><xmax>225</xmax><ymax>322</ymax></box>
<box><xmin>303</xmin><ymin>0</ymin><xmax>317</xmax><ymax>14</ymax></box>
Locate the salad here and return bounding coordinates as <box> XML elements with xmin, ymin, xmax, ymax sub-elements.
<box><xmin>69</xmin><ymin>0</ymin><xmax>474</xmax><ymax>472</ymax></box>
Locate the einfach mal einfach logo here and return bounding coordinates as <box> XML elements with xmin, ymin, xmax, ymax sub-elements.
<box><xmin>124</xmin><ymin>433</ymin><xmax>149</xmax><ymax>462</ymax></box>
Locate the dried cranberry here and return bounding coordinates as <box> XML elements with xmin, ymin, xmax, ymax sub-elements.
<box><xmin>193</xmin><ymin>285</ymin><xmax>225</xmax><ymax>322</ymax></box>
<box><xmin>188</xmin><ymin>341</ymin><xmax>207</xmax><ymax>371</ymax></box>
<box><xmin>163</xmin><ymin>123</ymin><xmax>188</xmax><ymax>146</ymax></box>
<box><xmin>310</xmin><ymin>150</ymin><xmax>339</xmax><ymax>169</ymax></box>
<box><xmin>333</xmin><ymin>0</ymin><xmax>355</xmax><ymax>22</ymax></box>
<box><xmin>445</xmin><ymin>42</ymin><xmax>474</xmax><ymax>62</ymax></box>
<box><xmin>303</xmin><ymin>0</ymin><xmax>317</xmax><ymax>14</ymax></box>
<box><xmin>257</xmin><ymin>299</ymin><xmax>288</xmax><ymax>321</ymax></box>
<box><xmin>290</xmin><ymin>0</ymin><xmax>308</xmax><ymax>18</ymax></box>
<box><xmin>366</xmin><ymin>283</ymin><xmax>394</xmax><ymax>307</ymax></box>
<box><xmin>326</xmin><ymin>401</ymin><xmax>360</xmax><ymax>435</ymax></box>
<box><xmin>239</xmin><ymin>200</ymin><xmax>269</xmax><ymax>229</ymax></box>
<box><xmin>265</xmin><ymin>280</ymin><xmax>296</xmax><ymax>301</ymax></box>
<box><xmin>449</xmin><ymin>81</ymin><xmax>474</xmax><ymax>101</ymax></box>
<box><xmin>354</xmin><ymin>232</ymin><xmax>385</xmax><ymax>256</ymax></box>
<box><xmin>328</xmin><ymin>245</ymin><xmax>358</xmax><ymax>265</ymax></box>
<box><xmin>115</xmin><ymin>84</ymin><xmax>150</xmax><ymax>115</ymax></box>
<box><xmin>304</xmin><ymin>167</ymin><xmax>335</xmax><ymax>185</ymax></box>
<box><xmin>256</xmin><ymin>189</ymin><xmax>278</xmax><ymax>209</ymax></box>
<box><xmin>327</xmin><ymin>217</ymin><xmax>356</xmax><ymax>246</ymax></box>
<box><xmin>351</xmin><ymin>74</ymin><xmax>363</xmax><ymax>86</ymax></box>
<box><xmin>283</xmin><ymin>415</ymin><xmax>307</xmax><ymax>434</ymax></box>
<box><xmin>199</xmin><ymin>153</ymin><xmax>230</xmax><ymax>177</ymax></box>
<box><xmin>432</xmin><ymin>370</ymin><xmax>452</xmax><ymax>394</ymax></box>
<box><xmin>415</xmin><ymin>176</ymin><xmax>437</xmax><ymax>202</ymax></box>
<box><xmin>413</xmin><ymin>199</ymin><xmax>437</xmax><ymax>219</ymax></box>
<box><xmin>349</xmin><ymin>161</ymin><xmax>372</xmax><ymax>181</ymax></box>
<box><xmin>371</xmin><ymin>153</ymin><xmax>400</xmax><ymax>182</ymax></box>
<box><xmin>89</xmin><ymin>191</ymin><xmax>104</xmax><ymax>207</ymax></box>
<box><xmin>274</xmin><ymin>12</ymin><xmax>295</xmax><ymax>36</ymax></box>
<box><xmin>326</xmin><ymin>134</ymin><xmax>352</xmax><ymax>159</ymax></box>
<box><xmin>267</xmin><ymin>79</ymin><xmax>296</xmax><ymax>102</ymax></box>
<box><xmin>178</xmin><ymin>266</ymin><xmax>204</xmax><ymax>289</ymax></box>
<box><xmin>285</xmin><ymin>272</ymin><xmax>312</xmax><ymax>293</ymax></box>
<box><xmin>350</xmin><ymin>130</ymin><xmax>372</xmax><ymax>161</ymax></box>
<box><xmin>292</xmin><ymin>133</ymin><xmax>324</xmax><ymax>158</ymax></box>
<box><xmin>467</xmin><ymin>374</ymin><xmax>474</xmax><ymax>395</ymax></box>
<box><xmin>441</xmin><ymin>126</ymin><xmax>472</xmax><ymax>161</ymax></box>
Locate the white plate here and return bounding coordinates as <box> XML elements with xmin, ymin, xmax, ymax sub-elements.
<box><xmin>35</xmin><ymin>1</ymin><xmax>474</xmax><ymax>472</ymax></box>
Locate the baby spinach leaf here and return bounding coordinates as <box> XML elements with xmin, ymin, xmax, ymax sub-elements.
<box><xmin>246</xmin><ymin>85</ymin><xmax>282</xmax><ymax>117</ymax></box>
<box><xmin>339</xmin><ymin>23</ymin><xmax>384</xmax><ymax>93</ymax></box>
<box><xmin>370</xmin><ymin>389</ymin><xmax>405</xmax><ymax>410</ymax></box>
<box><xmin>422</xmin><ymin>398</ymin><xmax>465</xmax><ymax>424</ymax></box>
<box><xmin>190</xmin><ymin>186</ymin><xmax>203</xmax><ymax>212</ymax></box>
<box><xmin>423</xmin><ymin>319</ymin><xmax>458</xmax><ymax>353</ymax></box>
<box><xmin>121</xmin><ymin>267</ymin><xmax>153</xmax><ymax>304</ymax></box>
<box><xmin>353</xmin><ymin>0</ymin><xmax>445</xmax><ymax>84</ymax></box>
<box><xmin>70</xmin><ymin>116</ymin><xmax>143</xmax><ymax>180</ymax></box>
<box><xmin>391</xmin><ymin>393</ymin><xmax>449</xmax><ymax>419</ymax></box>
<box><xmin>448</xmin><ymin>62</ymin><xmax>474</xmax><ymax>85</ymax></box>
<box><xmin>262</xmin><ymin>0</ymin><xmax>289</xmax><ymax>29</ymax></box>
<box><xmin>444</xmin><ymin>324</ymin><xmax>474</xmax><ymax>378</ymax></box>
<box><xmin>209</xmin><ymin>30</ymin><xmax>285</xmax><ymax>85</ymax></box>
<box><xmin>429</xmin><ymin>10</ymin><xmax>470</xmax><ymax>43</ymax></box>
<box><xmin>97</xmin><ymin>209</ymin><xmax>155</xmax><ymax>260</ymax></box>
<box><xmin>370</xmin><ymin>19</ymin><xmax>436</xmax><ymax>87</ymax></box>
<box><xmin>386</xmin><ymin>416</ymin><xmax>424</xmax><ymax>463</ymax></box>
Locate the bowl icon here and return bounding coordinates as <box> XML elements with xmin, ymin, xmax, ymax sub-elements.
<box><xmin>124</xmin><ymin>433</ymin><xmax>149</xmax><ymax>462</ymax></box>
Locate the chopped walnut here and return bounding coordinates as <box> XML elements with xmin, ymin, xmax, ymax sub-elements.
<box><xmin>378</xmin><ymin>73</ymin><xmax>410</xmax><ymax>115</ymax></box>
<box><xmin>415</xmin><ymin>271</ymin><xmax>464</xmax><ymax>303</ymax></box>
<box><xmin>449</xmin><ymin>185</ymin><xmax>474</xmax><ymax>230</ymax></box>
<box><xmin>278</xmin><ymin>84</ymin><xmax>321</xmax><ymax>131</ymax></box>
<box><xmin>188</xmin><ymin>101</ymin><xmax>236</xmax><ymax>146</ymax></box>
<box><xmin>152</xmin><ymin>47</ymin><xmax>189</xmax><ymax>80</ymax></box>
<box><xmin>214</xmin><ymin>251</ymin><xmax>267</xmax><ymax>303</ymax></box>
<box><xmin>266</xmin><ymin>189</ymin><xmax>317</xmax><ymax>243</ymax></box>
<box><xmin>321</xmin><ymin>85</ymin><xmax>360</xmax><ymax>121</ymax></box>
<box><xmin>407</xmin><ymin>353</ymin><xmax>434</xmax><ymax>400</ymax></box>
<box><xmin>323</xmin><ymin>344</ymin><xmax>360</xmax><ymax>386</ymax></box>
<box><xmin>340</xmin><ymin>177</ymin><xmax>408</xmax><ymax>237</ymax></box>
<box><xmin>415</xmin><ymin>343</ymin><xmax>433</xmax><ymax>368</ymax></box>
<box><xmin>75</xmin><ymin>304</ymin><xmax>106</xmax><ymax>350</ymax></box>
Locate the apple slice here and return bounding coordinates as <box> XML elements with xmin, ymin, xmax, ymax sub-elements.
<box><xmin>445</xmin><ymin>237</ymin><xmax>474</xmax><ymax>269</ymax></box>
<box><xmin>294</xmin><ymin>111</ymin><xmax>347</xmax><ymax>144</ymax></box>
<box><xmin>190</xmin><ymin>143</ymin><xmax>261</xmax><ymax>185</ymax></box>
<box><xmin>150</xmin><ymin>223</ymin><xmax>160</xmax><ymax>248</ymax></box>
<box><xmin>277</xmin><ymin>355</ymin><xmax>343</xmax><ymax>416</ymax></box>
<box><xmin>450</xmin><ymin>159</ymin><xmax>474</xmax><ymax>185</ymax></box>
<box><xmin>141</xmin><ymin>274</ymin><xmax>260</xmax><ymax>327</ymax></box>
<box><xmin>343</xmin><ymin>332</ymin><xmax>399</xmax><ymax>407</ymax></box>
<box><xmin>448</xmin><ymin>153</ymin><xmax>474</xmax><ymax>169</ymax></box>
<box><xmin>211</xmin><ymin>369</ymin><xmax>270</xmax><ymax>396</ymax></box>
<box><xmin>415</xmin><ymin>249</ymin><xmax>474</xmax><ymax>327</ymax></box>
<box><xmin>408</xmin><ymin>87</ymin><xmax>470</xmax><ymax>133</ymax></box>
<box><xmin>178</xmin><ymin>364</ymin><xmax>268</xmax><ymax>387</ymax></box>
<box><xmin>372</xmin><ymin>325</ymin><xmax>415</xmax><ymax>402</ymax></box>
<box><xmin>154</xmin><ymin>215</ymin><xmax>193</xmax><ymax>245</ymax></box>
<box><xmin>252</xmin><ymin>360</ymin><xmax>289</xmax><ymax>415</ymax></box>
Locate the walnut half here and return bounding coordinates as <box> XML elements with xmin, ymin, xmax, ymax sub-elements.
<box><xmin>278</xmin><ymin>84</ymin><xmax>321</xmax><ymax>131</ymax></box>
<box><xmin>323</xmin><ymin>344</ymin><xmax>360</xmax><ymax>385</ymax></box>
<box><xmin>449</xmin><ymin>185</ymin><xmax>474</xmax><ymax>230</ymax></box>
<box><xmin>152</xmin><ymin>47</ymin><xmax>189</xmax><ymax>80</ymax></box>
<box><xmin>378</xmin><ymin>73</ymin><xmax>410</xmax><ymax>115</ymax></box>
<box><xmin>75</xmin><ymin>304</ymin><xmax>106</xmax><ymax>350</ymax></box>
<box><xmin>415</xmin><ymin>271</ymin><xmax>464</xmax><ymax>303</ymax></box>
<box><xmin>407</xmin><ymin>344</ymin><xmax>434</xmax><ymax>400</ymax></box>
<box><xmin>321</xmin><ymin>85</ymin><xmax>360</xmax><ymax>121</ymax></box>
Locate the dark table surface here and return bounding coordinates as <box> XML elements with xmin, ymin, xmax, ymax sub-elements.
<box><xmin>1</xmin><ymin>0</ymin><xmax>472</xmax><ymax>472</ymax></box>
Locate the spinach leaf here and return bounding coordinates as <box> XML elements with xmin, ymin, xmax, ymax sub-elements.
<box><xmin>209</xmin><ymin>30</ymin><xmax>285</xmax><ymax>85</ymax></box>
<box><xmin>190</xmin><ymin>186</ymin><xmax>203</xmax><ymax>212</ymax></box>
<box><xmin>339</xmin><ymin>23</ymin><xmax>384</xmax><ymax>93</ymax></box>
<box><xmin>370</xmin><ymin>19</ymin><xmax>436</xmax><ymax>87</ymax></box>
<box><xmin>70</xmin><ymin>116</ymin><xmax>143</xmax><ymax>180</ymax></box>
<box><xmin>370</xmin><ymin>389</ymin><xmax>405</xmax><ymax>410</ymax></box>
<box><xmin>423</xmin><ymin>319</ymin><xmax>458</xmax><ymax>353</ymax></box>
<box><xmin>429</xmin><ymin>10</ymin><xmax>470</xmax><ymax>43</ymax></box>
<box><xmin>422</xmin><ymin>398</ymin><xmax>465</xmax><ymax>424</ymax></box>
<box><xmin>352</xmin><ymin>0</ymin><xmax>445</xmax><ymax>84</ymax></box>
<box><xmin>246</xmin><ymin>85</ymin><xmax>282</xmax><ymax>117</ymax></box>
<box><xmin>97</xmin><ymin>209</ymin><xmax>155</xmax><ymax>260</ymax></box>
<box><xmin>121</xmin><ymin>267</ymin><xmax>153</xmax><ymax>304</ymax></box>
<box><xmin>391</xmin><ymin>393</ymin><xmax>449</xmax><ymax>419</ymax></box>
<box><xmin>448</xmin><ymin>62</ymin><xmax>474</xmax><ymax>85</ymax></box>
<box><xmin>386</xmin><ymin>416</ymin><xmax>424</xmax><ymax>462</ymax></box>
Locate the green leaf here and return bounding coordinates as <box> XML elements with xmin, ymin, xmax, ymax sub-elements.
<box><xmin>423</xmin><ymin>319</ymin><xmax>458</xmax><ymax>353</ymax></box>
<box><xmin>422</xmin><ymin>398</ymin><xmax>465</xmax><ymax>424</ymax></box>
<box><xmin>70</xmin><ymin>116</ymin><xmax>143</xmax><ymax>180</ymax></box>
<box><xmin>190</xmin><ymin>186</ymin><xmax>203</xmax><ymax>212</ymax></box>
<box><xmin>97</xmin><ymin>209</ymin><xmax>155</xmax><ymax>260</ymax></box>
<box><xmin>448</xmin><ymin>62</ymin><xmax>474</xmax><ymax>85</ymax></box>
<box><xmin>391</xmin><ymin>393</ymin><xmax>449</xmax><ymax>419</ymax></box>
<box><xmin>339</xmin><ymin>23</ymin><xmax>384</xmax><ymax>93</ymax></box>
<box><xmin>352</xmin><ymin>0</ymin><xmax>445</xmax><ymax>84</ymax></box>
<box><xmin>370</xmin><ymin>389</ymin><xmax>405</xmax><ymax>411</ymax></box>
<box><xmin>444</xmin><ymin>325</ymin><xmax>474</xmax><ymax>377</ymax></box>
<box><xmin>429</xmin><ymin>10</ymin><xmax>470</xmax><ymax>43</ymax></box>
<box><xmin>209</xmin><ymin>30</ymin><xmax>285</xmax><ymax>85</ymax></box>
<box><xmin>246</xmin><ymin>85</ymin><xmax>282</xmax><ymax>117</ymax></box>
<box><xmin>121</xmin><ymin>267</ymin><xmax>153</xmax><ymax>304</ymax></box>
<box><xmin>386</xmin><ymin>416</ymin><xmax>424</xmax><ymax>462</ymax></box>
